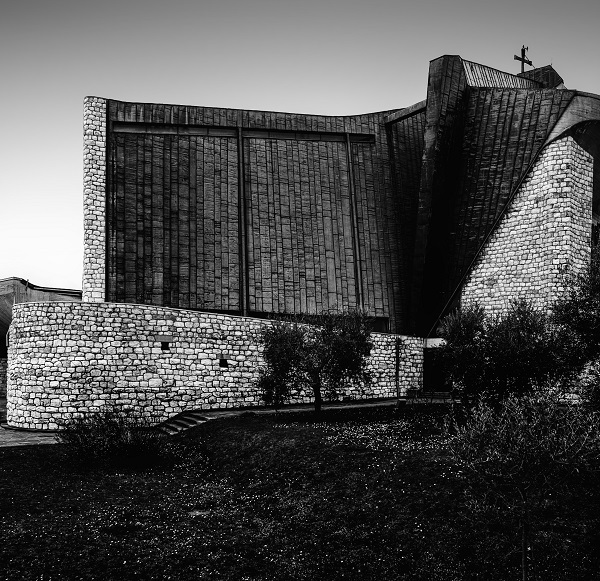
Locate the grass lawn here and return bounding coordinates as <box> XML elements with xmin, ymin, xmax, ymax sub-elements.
<box><xmin>1</xmin><ymin>404</ymin><xmax>600</xmax><ymax>580</ymax></box>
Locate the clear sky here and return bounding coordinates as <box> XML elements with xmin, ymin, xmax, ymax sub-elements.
<box><xmin>1</xmin><ymin>0</ymin><xmax>599</xmax><ymax>290</ymax></box>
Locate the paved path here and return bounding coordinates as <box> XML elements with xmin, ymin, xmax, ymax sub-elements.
<box><xmin>0</xmin><ymin>429</ymin><xmax>57</xmax><ymax>447</ymax></box>
<box><xmin>0</xmin><ymin>397</ymin><xmax>410</xmax><ymax>448</ymax></box>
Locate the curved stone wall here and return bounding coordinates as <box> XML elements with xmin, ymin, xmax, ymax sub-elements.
<box><xmin>7</xmin><ymin>302</ymin><xmax>423</xmax><ymax>429</ymax></box>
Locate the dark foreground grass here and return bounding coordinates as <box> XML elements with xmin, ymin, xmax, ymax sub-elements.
<box><xmin>1</xmin><ymin>404</ymin><xmax>600</xmax><ymax>580</ymax></box>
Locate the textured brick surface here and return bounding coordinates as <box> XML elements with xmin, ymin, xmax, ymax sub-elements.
<box><xmin>387</xmin><ymin>109</ymin><xmax>427</xmax><ymax>326</ymax></box>
<box><xmin>246</xmin><ymin>139</ymin><xmax>358</xmax><ymax>314</ymax></box>
<box><xmin>82</xmin><ymin>97</ymin><xmax>107</xmax><ymax>302</ymax></box>
<box><xmin>103</xmin><ymin>100</ymin><xmax>405</xmax><ymax>329</ymax></box>
<box><xmin>7</xmin><ymin>303</ymin><xmax>423</xmax><ymax>430</ymax></box>
<box><xmin>461</xmin><ymin>136</ymin><xmax>593</xmax><ymax>313</ymax></box>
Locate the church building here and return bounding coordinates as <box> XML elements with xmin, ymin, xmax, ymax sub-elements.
<box><xmin>4</xmin><ymin>54</ymin><xmax>600</xmax><ymax>429</ymax></box>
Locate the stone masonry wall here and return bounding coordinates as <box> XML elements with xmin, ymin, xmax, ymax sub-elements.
<box><xmin>461</xmin><ymin>136</ymin><xmax>594</xmax><ymax>314</ymax></box>
<box><xmin>0</xmin><ymin>358</ymin><xmax>7</xmax><ymax>399</ymax></box>
<box><xmin>7</xmin><ymin>303</ymin><xmax>423</xmax><ymax>430</ymax></box>
<box><xmin>82</xmin><ymin>97</ymin><xmax>107</xmax><ymax>303</ymax></box>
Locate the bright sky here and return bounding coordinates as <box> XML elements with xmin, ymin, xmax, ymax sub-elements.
<box><xmin>1</xmin><ymin>0</ymin><xmax>599</xmax><ymax>290</ymax></box>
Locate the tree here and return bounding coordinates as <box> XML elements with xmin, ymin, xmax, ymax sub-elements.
<box><xmin>448</xmin><ymin>392</ymin><xmax>600</xmax><ymax>580</ymax></box>
<box><xmin>258</xmin><ymin>311</ymin><xmax>373</xmax><ymax>413</ymax></box>
<box><xmin>436</xmin><ymin>303</ymin><xmax>486</xmax><ymax>402</ymax></box>
<box><xmin>257</xmin><ymin>319</ymin><xmax>308</xmax><ymax>409</ymax></box>
<box><xmin>551</xmin><ymin>246</ymin><xmax>600</xmax><ymax>405</ymax></box>
<box><xmin>482</xmin><ymin>301</ymin><xmax>570</xmax><ymax>401</ymax></box>
<box><xmin>438</xmin><ymin>300</ymin><xmax>572</xmax><ymax>405</ymax></box>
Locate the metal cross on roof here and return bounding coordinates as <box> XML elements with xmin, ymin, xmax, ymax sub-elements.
<box><xmin>514</xmin><ymin>45</ymin><xmax>533</xmax><ymax>74</ymax></box>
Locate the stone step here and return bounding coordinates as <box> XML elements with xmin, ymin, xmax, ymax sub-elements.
<box><xmin>156</xmin><ymin>410</ymin><xmax>209</xmax><ymax>436</ymax></box>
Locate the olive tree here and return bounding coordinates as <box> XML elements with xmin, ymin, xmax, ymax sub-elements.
<box><xmin>258</xmin><ymin>311</ymin><xmax>373</xmax><ymax>413</ymax></box>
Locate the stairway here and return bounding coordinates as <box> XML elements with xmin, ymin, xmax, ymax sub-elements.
<box><xmin>156</xmin><ymin>409</ymin><xmax>209</xmax><ymax>436</ymax></box>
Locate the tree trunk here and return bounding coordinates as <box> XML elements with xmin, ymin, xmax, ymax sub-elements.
<box><xmin>520</xmin><ymin>491</ymin><xmax>529</xmax><ymax>581</ymax></box>
<box><xmin>313</xmin><ymin>379</ymin><xmax>322</xmax><ymax>414</ymax></box>
<box><xmin>521</xmin><ymin>516</ymin><xmax>529</xmax><ymax>581</ymax></box>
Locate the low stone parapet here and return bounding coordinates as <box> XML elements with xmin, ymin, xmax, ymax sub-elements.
<box><xmin>7</xmin><ymin>302</ymin><xmax>423</xmax><ymax>429</ymax></box>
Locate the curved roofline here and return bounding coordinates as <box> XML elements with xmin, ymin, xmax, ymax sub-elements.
<box><xmin>88</xmin><ymin>96</ymin><xmax>404</xmax><ymax>119</ymax></box>
<box><xmin>544</xmin><ymin>92</ymin><xmax>600</xmax><ymax>146</ymax></box>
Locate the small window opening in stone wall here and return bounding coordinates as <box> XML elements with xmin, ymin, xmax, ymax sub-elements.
<box><xmin>218</xmin><ymin>354</ymin><xmax>229</xmax><ymax>368</ymax></box>
<box><xmin>155</xmin><ymin>335</ymin><xmax>173</xmax><ymax>352</ymax></box>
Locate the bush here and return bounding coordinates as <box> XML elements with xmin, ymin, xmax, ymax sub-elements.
<box><xmin>436</xmin><ymin>303</ymin><xmax>486</xmax><ymax>400</ymax></box>
<box><xmin>570</xmin><ymin>358</ymin><xmax>600</xmax><ymax>411</ymax></box>
<box><xmin>552</xmin><ymin>247</ymin><xmax>600</xmax><ymax>409</ymax></box>
<box><xmin>552</xmin><ymin>246</ymin><xmax>600</xmax><ymax>366</ymax></box>
<box><xmin>448</xmin><ymin>392</ymin><xmax>600</xmax><ymax>580</ymax></box>
<box><xmin>438</xmin><ymin>300</ymin><xmax>572</xmax><ymax>404</ymax></box>
<box><xmin>258</xmin><ymin>310</ymin><xmax>373</xmax><ymax>413</ymax></box>
<box><xmin>56</xmin><ymin>407</ymin><xmax>206</xmax><ymax>470</ymax></box>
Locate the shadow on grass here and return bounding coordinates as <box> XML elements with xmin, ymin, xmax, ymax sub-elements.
<box><xmin>1</xmin><ymin>404</ymin><xmax>599</xmax><ymax>580</ymax></box>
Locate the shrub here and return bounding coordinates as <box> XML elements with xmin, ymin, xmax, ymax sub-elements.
<box><xmin>258</xmin><ymin>310</ymin><xmax>374</xmax><ymax>413</ymax></box>
<box><xmin>552</xmin><ymin>246</ymin><xmax>600</xmax><ymax>366</ymax></box>
<box><xmin>448</xmin><ymin>392</ymin><xmax>600</xmax><ymax>580</ymax></box>
<box><xmin>56</xmin><ymin>407</ymin><xmax>206</xmax><ymax>470</ymax></box>
<box><xmin>438</xmin><ymin>300</ymin><xmax>572</xmax><ymax>404</ymax></box>
<box><xmin>552</xmin><ymin>247</ymin><xmax>600</xmax><ymax>409</ymax></box>
<box><xmin>436</xmin><ymin>303</ymin><xmax>486</xmax><ymax>400</ymax></box>
<box><xmin>571</xmin><ymin>358</ymin><xmax>600</xmax><ymax>411</ymax></box>
<box><xmin>482</xmin><ymin>301</ymin><xmax>570</xmax><ymax>400</ymax></box>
